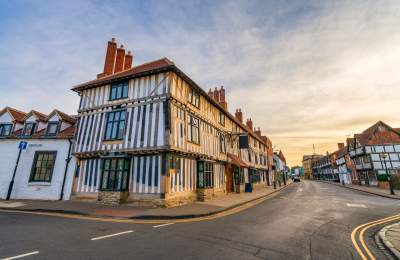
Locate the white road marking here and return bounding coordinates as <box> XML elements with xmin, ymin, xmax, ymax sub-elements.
<box><xmin>0</xmin><ymin>202</ymin><xmax>25</xmax><ymax>208</ymax></box>
<box><xmin>91</xmin><ymin>230</ymin><xmax>134</xmax><ymax>241</ymax></box>
<box><xmin>1</xmin><ymin>251</ymin><xmax>39</xmax><ymax>260</ymax></box>
<box><xmin>153</xmin><ymin>223</ymin><xmax>175</xmax><ymax>228</ymax></box>
<box><xmin>346</xmin><ymin>203</ymin><xmax>367</xmax><ymax>208</ymax></box>
<box><xmin>296</xmin><ymin>188</ymin><xmax>303</xmax><ymax>192</ymax></box>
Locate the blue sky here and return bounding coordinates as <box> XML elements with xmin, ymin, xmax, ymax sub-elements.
<box><xmin>1</xmin><ymin>0</ymin><xmax>400</xmax><ymax>165</ymax></box>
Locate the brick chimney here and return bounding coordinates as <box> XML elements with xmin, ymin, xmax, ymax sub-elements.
<box><xmin>114</xmin><ymin>45</ymin><xmax>126</xmax><ymax>73</ymax></box>
<box><xmin>124</xmin><ymin>51</ymin><xmax>133</xmax><ymax>70</ymax></box>
<box><xmin>235</xmin><ymin>108</ymin><xmax>243</xmax><ymax>123</ymax></box>
<box><xmin>338</xmin><ymin>143</ymin><xmax>345</xmax><ymax>149</ymax></box>
<box><xmin>219</xmin><ymin>86</ymin><xmax>227</xmax><ymax>110</ymax></box>
<box><xmin>99</xmin><ymin>38</ymin><xmax>117</xmax><ymax>78</ymax></box>
<box><xmin>254</xmin><ymin>127</ymin><xmax>261</xmax><ymax>137</ymax></box>
<box><xmin>208</xmin><ymin>89</ymin><xmax>214</xmax><ymax>100</ymax></box>
<box><xmin>213</xmin><ymin>87</ymin><xmax>220</xmax><ymax>102</ymax></box>
<box><xmin>246</xmin><ymin>118</ymin><xmax>253</xmax><ymax>131</ymax></box>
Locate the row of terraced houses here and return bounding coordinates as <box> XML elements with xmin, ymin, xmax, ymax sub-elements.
<box><xmin>0</xmin><ymin>38</ymin><xmax>282</xmax><ymax>206</ymax></box>
<box><xmin>303</xmin><ymin>121</ymin><xmax>400</xmax><ymax>188</ymax></box>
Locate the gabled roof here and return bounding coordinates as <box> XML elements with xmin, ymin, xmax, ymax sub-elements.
<box><xmin>279</xmin><ymin>150</ymin><xmax>286</xmax><ymax>162</ymax></box>
<box><xmin>46</xmin><ymin>109</ymin><xmax>76</xmax><ymax>124</ymax></box>
<box><xmin>72</xmin><ymin>58</ymin><xmax>175</xmax><ymax>92</ymax></box>
<box><xmin>23</xmin><ymin>110</ymin><xmax>47</xmax><ymax>122</ymax></box>
<box><xmin>0</xmin><ymin>107</ymin><xmax>27</xmax><ymax>123</ymax></box>
<box><xmin>355</xmin><ymin>121</ymin><xmax>400</xmax><ymax>145</ymax></box>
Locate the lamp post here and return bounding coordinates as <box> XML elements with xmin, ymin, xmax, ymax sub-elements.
<box><xmin>380</xmin><ymin>153</ymin><xmax>395</xmax><ymax>195</ymax></box>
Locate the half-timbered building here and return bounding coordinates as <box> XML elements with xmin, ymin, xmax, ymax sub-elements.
<box><xmin>71</xmin><ymin>38</ymin><xmax>272</xmax><ymax>206</ymax></box>
<box><xmin>348</xmin><ymin>121</ymin><xmax>400</xmax><ymax>187</ymax></box>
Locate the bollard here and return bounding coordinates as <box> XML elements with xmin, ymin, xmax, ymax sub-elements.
<box><xmin>273</xmin><ymin>181</ymin><xmax>277</xmax><ymax>189</ymax></box>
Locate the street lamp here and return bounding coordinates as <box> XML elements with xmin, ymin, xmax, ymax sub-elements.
<box><xmin>380</xmin><ymin>153</ymin><xmax>395</xmax><ymax>195</ymax></box>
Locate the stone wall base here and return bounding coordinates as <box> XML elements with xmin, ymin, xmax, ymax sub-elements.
<box><xmin>197</xmin><ymin>188</ymin><xmax>214</xmax><ymax>201</ymax></box>
<box><xmin>164</xmin><ymin>190</ymin><xmax>198</xmax><ymax>207</ymax></box>
<box><xmin>97</xmin><ymin>191</ymin><xmax>129</xmax><ymax>205</ymax></box>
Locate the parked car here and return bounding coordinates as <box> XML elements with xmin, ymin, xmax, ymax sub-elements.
<box><xmin>293</xmin><ymin>175</ymin><xmax>301</xmax><ymax>182</ymax></box>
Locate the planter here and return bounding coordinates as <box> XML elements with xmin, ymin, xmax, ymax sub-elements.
<box><xmin>378</xmin><ymin>181</ymin><xmax>390</xmax><ymax>190</ymax></box>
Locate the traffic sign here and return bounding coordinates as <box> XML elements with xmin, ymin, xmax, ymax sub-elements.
<box><xmin>18</xmin><ymin>141</ymin><xmax>28</xmax><ymax>150</ymax></box>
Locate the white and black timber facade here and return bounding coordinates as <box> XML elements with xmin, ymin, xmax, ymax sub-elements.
<box><xmin>71</xmin><ymin>39</ymin><xmax>272</xmax><ymax>206</ymax></box>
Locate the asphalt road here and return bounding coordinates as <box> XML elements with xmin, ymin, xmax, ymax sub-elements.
<box><xmin>1</xmin><ymin>180</ymin><xmax>400</xmax><ymax>260</ymax></box>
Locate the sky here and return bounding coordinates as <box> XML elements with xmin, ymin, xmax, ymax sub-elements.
<box><xmin>1</xmin><ymin>0</ymin><xmax>400</xmax><ymax>166</ymax></box>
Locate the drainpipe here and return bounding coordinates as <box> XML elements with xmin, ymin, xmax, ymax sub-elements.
<box><xmin>60</xmin><ymin>138</ymin><xmax>73</xmax><ymax>200</ymax></box>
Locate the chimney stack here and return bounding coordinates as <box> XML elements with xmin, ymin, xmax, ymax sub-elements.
<box><xmin>98</xmin><ymin>38</ymin><xmax>133</xmax><ymax>78</ymax></box>
<box><xmin>213</xmin><ymin>87</ymin><xmax>220</xmax><ymax>102</ymax></box>
<box><xmin>338</xmin><ymin>143</ymin><xmax>345</xmax><ymax>149</ymax></box>
<box><xmin>254</xmin><ymin>127</ymin><xmax>261</xmax><ymax>137</ymax></box>
<box><xmin>246</xmin><ymin>118</ymin><xmax>253</xmax><ymax>131</ymax></box>
<box><xmin>208</xmin><ymin>88</ymin><xmax>214</xmax><ymax>99</ymax></box>
<box><xmin>114</xmin><ymin>44</ymin><xmax>126</xmax><ymax>73</ymax></box>
<box><xmin>100</xmin><ymin>38</ymin><xmax>117</xmax><ymax>78</ymax></box>
<box><xmin>124</xmin><ymin>51</ymin><xmax>133</xmax><ymax>70</ymax></box>
<box><xmin>235</xmin><ymin>108</ymin><xmax>243</xmax><ymax>123</ymax></box>
<box><xmin>219</xmin><ymin>86</ymin><xmax>227</xmax><ymax>110</ymax></box>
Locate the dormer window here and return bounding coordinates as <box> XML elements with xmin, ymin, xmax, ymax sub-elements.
<box><xmin>0</xmin><ymin>123</ymin><xmax>12</xmax><ymax>136</ymax></box>
<box><xmin>22</xmin><ymin>122</ymin><xmax>36</xmax><ymax>136</ymax></box>
<box><xmin>46</xmin><ymin>122</ymin><xmax>59</xmax><ymax>135</ymax></box>
<box><xmin>109</xmin><ymin>81</ymin><xmax>129</xmax><ymax>101</ymax></box>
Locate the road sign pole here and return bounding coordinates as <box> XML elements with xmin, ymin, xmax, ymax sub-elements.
<box><xmin>6</xmin><ymin>148</ymin><xmax>23</xmax><ymax>200</ymax></box>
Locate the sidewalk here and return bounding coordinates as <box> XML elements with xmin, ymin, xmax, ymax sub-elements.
<box><xmin>379</xmin><ymin>222</ymin><xmax>400</xmax><ymax>259</ymax></box>
<box><xmin>320</xmin><ymin>181</ymin><xmax>400</xmax><ymax>200</ymax></box>
<box><xmin>0</xmin><ymin>182</ymin><xmax>291</xmax><ymax>220</ymax></box>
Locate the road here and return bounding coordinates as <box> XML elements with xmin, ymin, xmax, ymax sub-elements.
<box><xmin>1</xmin><ymin>180</ymin><xmax>400</xmax><ymax>260</ymax></box>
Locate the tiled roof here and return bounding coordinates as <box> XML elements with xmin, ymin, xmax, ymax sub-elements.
<box><xmin>0</xmin><ymin>108</ymin><xmax>76</xmax><ymax>140</ymax></box>
<box><xmin>49</xmin><ymin>109</ymin><xmax>76</xmax><ymax>124</ymax></box>
<box><xmin>0</xmin><ymin>107</ymin><xmax>27</xmax><ymax>123</ymax></box>
<box><xmin>355</xmin><ymin>122</ymin><xmax>400</xmax><ymax>145</ymax></box>
<box><xmin>227</xmin><ymin>153</ymin><xmax>248</xmax><ymax>168</ymax></box>
<box><xmin>23</xmin><ymin>110</ymin><xmax>47</xmax><ymax>122</ymax></box>
<box><xmin>71</xmin><ymin>57</ymin><xmax>175</xmax><ymax>91</ymax></box>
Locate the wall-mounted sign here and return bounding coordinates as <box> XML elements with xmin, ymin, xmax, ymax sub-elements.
<box><xmin>28</xmin><ymin>144</ymin><xmax>43</xmax><ymax>147</ymax></box>
<box><xmin>239</xmin><ymin>134</ymin><xmax>249</xmax><ymax>149</ymax></box>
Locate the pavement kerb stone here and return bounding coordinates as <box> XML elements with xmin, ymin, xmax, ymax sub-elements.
<box><xmin>317</xmin><ymin>181</ymin><xmax>400</xmax><ymax>200</ymax></box>
<box><xmin>0</xmin><ymin>182</ymin><xmax>292</xmax><ymax>221</ymax></box>
<box><xmin>379</xmin><ymin>222</ymin><xmax>400</xmax><ymax>259</ymax></box>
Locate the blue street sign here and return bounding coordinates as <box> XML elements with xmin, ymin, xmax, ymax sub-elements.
<box><xmin>19</xmin><ymin>141</ymin><xmax>28</xmax><ymax>150</ymax></box>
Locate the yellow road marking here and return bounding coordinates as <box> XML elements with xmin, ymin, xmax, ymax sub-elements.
<box><xmin>0</xmin><ymin>185</ymin><xmax>289</xmax><ymax>224</ymax></box>
<box><xmin>351</xmin><ymin>214</ymin><xmax>400</xmax><ymax>260</ymax></box>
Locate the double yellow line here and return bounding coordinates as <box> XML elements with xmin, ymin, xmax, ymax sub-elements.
<box><xmin>351</xmin><ymin>214</ymin><xmax>400</xmax><ymax>260</ymax></box>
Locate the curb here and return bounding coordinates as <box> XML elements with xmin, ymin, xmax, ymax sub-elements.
<box><xmin>379</xmin><ymin>222</ymin><xmax>400</xmax><ymax>259</ymax></box>
<box><xmin>317</xmin><ymin>181</ymin><xmax>400</xmax><ymax>200</ymax></box>
<box><xmin>0</xmin><ymin>182</ymin><xmax>292</xmax><ymax>221</ymax></box>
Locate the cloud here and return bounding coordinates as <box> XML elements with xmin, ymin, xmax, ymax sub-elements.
<box><xmin>0</xmin><ymin>0</ymin><xmax>399</xmax><ymax>166</ymax></box>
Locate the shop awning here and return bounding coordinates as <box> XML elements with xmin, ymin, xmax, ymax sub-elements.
<box><xmin>227</xmin><ymin>153</ymin><xmax>249</xmax><ymax>168</ymax></box>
